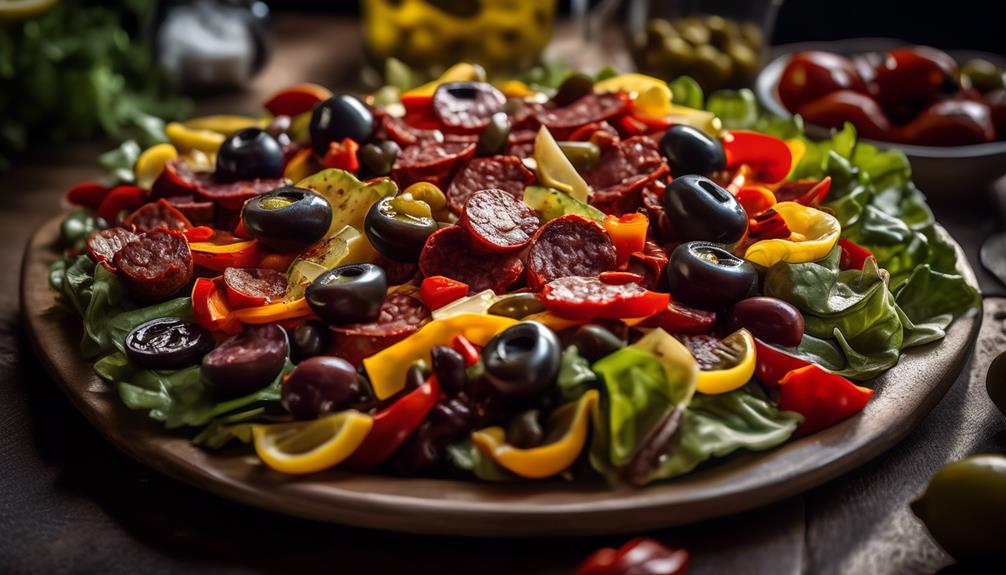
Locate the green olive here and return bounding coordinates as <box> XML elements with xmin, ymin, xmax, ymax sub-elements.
<box><xmin>739</xmin><ymin>22</ymin><xmax>764</xmax><ymax>50</ymax></box>
<box><xmin>705</xmin><ymin>15</ymin><xmax>730</xmax><ymax>49</ymax></box>
<box><xmin>986</xmin><ymin>351</ymin><xmax>1006</xmax><ymax>417</ymax></box>
<box><xmin>963</xmin><ymin>58</ymin><xmax>1005</xmax><ymax>94</ymax></box>
<box><xmin>691</xmin><ymin>44</ymin><xmax>733</xmax><ymax>89</ymax></box>
<box><xmin>643</xmin><ymin>18</ymin><xmax>677</xmax><ymax>49</ymax></box>
<box><xmin>727</xmin><ymin>42</ymin><xmax>760</xmax><ymax>83</ymax></box>
<box><xmin>557</xmin><ymin>141</ymin><xmax>601</xmax><ymax>172</ymax></box>
<box><xmin>676</xmin><ymin>18</ymin><xmax>710</xmax><ymax>47</ymax></box>
<box><xmin>476</xmin><ymin>112</ymin><xmax>511</xmax><ymax>157</ymax></box>
<box><xmin>911</xmin><ymin>455</ymin><xmax>1006</xmax><ymax>561</ymax></box>
<box><xmin>505</xmin><ymin>409</ymin><xmax>545</xmax><ymax>448</ymax></box>
<box><xmin>402</xmin><ymin>182</ymin><xmax>449</xmax><ymax>221</ymax></box>
<box><xmin>359</xmin><ymin>140</ymin><xmax>401</xmax><ymax>178</ymax></box>
<box><xmin>487</xmin><ymin>293</ymin><xmax>545</xmax><ymax>319</ymax></box>
<box><xmin>554</xmin><ymin>72</ymin><xmax>595</xmax><ymax>107</ymax></box>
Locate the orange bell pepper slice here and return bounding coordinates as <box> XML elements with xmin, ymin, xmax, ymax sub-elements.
<box><xmin>604</xmin><ymin>213</ymin><xmax>648</xmax><ymax>266</ymax></box>
<box><xmin>229</xmin><ymin>297</ymin><xmax>313</xmax><ymax>325</ymax></box>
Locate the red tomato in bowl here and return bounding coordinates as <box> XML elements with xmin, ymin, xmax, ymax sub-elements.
<box><xmin>872</xmin><ymin>46</ymin><xmax>960</xmax><ymax>111</ymax></box>
<box><xmin>797</xmin><ymin>90</ymin><xmax>893</xmax><ymax>141</ymax></box>
<box><xmin>898</xmin><ymin>98</ymin><xmax>996</xmax><ymax>146</ymax></box>
<box><xmin>777</xmin><ymin>51</ymin><xmax>867</xmax><ymax>112</ymax></box>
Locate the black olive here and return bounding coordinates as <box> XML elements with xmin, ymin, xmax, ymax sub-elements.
<box><xmin>305</xmin><ymin>263</ymin><xmax>387</xmax><ymax>325</ymax></box>
<box><xmin>430</xmin><ymin>344</ymin><xmax>467</xmax><ymax>397</ymax></box>
<box><xmin>666</xmin><ymin>241</ymin><xmax>757</xmax><ymax>310</ymax></box>
<box><xmin>290</xmin><ymin>320</ymin><xmax>328</xmax><ymax>361</ymax></box>
<box><xmin>553</xmin><ymin>72</ymin><xmax>595</xmax><ymax>106</ymax></box>
<box><xmin>505</xmin><ymin>409</ymin><xmax>545</xmax><ymax>448</ymax></box>
<box><xmin>486</xmin><ymin>293</ymin><xmax>545</xmax><ymax>319</ymax></box>
<box><xmin>364</xmin><ymin>196</ymin><xmax>439</xmax><ymax>262</ymax></box>
<box><xmin>281</xmin><ymin>356</ymin><xmax>362</xmax><ymax>419</ymax></box>
<box><xmin>663</xmin><ymin>175</ymin><xmax>748</xmax><ymax>249</ymax></box>
<box><xmin>201</xmin><ymin>324</ymin><xmax>289</xmax><ymax>396</ymax></box>
<box><xmin>403</xmin><ymin>363</ymin><xmax>428</xmax><ymax>392</ymax></box>
<box><xmin>358</xmin><ymin>140</ymin><xmax>401</xmax><ymax>178</ymax></box>
<box><xmin>309</xmin><ymin>94</ymin><xmax>374</xmax><ymax>155</ymax></box>
<box><xmin>214</xmin><ymin>128</ymin><xmax>284</xmax><ymax>182</ymax></box>
<box><xmin>482</xmin><ymin>322</ymin><xmax>561</xmax><ymax>398</ymax></box>
<box><xmin>476</xmin><ymin>112</ymin><xmax>511</xmax><ymax>156</ymax></box>
<box><xmin>125</xmin><ymin>317</ymin><xmax>214</xmax><ymax>370</ymax></box>
<box><xmin>571</xmin><ymin>323</ymin><xmax>626</xmax><ymax>362</ymax></box>
<box><xmin>242</xmin><ymin>186</ymin><xmax>332</xmax><ymax>253</ymax></box>
<box><xmin>660</xmin><ymin>124</ymin><xmax>726</xmax><ymax>176</ymax></box>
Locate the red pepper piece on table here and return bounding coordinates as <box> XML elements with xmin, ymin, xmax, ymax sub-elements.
<box><xmin>65</xmin><ymin>181</ymin><xmax>109</xmax><ymax>211</ymax></box>
<box><xmin>721</xmin><ymin>131</ymin><xmax>793</xmax><ymax>184</ymax></box>
<box><xmin>96</xmin><ymin>185</ymin><xmax>148</xmax><ymax>225</ymax></box>
<box><xmin>344</xmin><ymin>376</ymin><xmax>441</xmax><ymax>470</ymax></box>
<box><xmin>778</xmin><ymin>364</ymin><xmax>873</xmax><ymax>435</ymax></box>
<box><xmin>322</xmin><ymin>137</ymin><xmax>360</xmax><ymax>171</ymax></box>
<box><xmin>838</xmin><ymin>238</ymin><xmax>874</xmax><ymax>270</ymax></box>
<box><xmin>575</xmin><ymin>538</ymin><xmax>689</xmax><ymax>575</ymax></box>
<box><xmin>420</xmin><ymin>275</ymin><xmax>469</xmax><ymax>311</ymax></box>
<box><xmin>191</xmin><ymin>277</ymin><xmax>243</xmax><ymax>335</ymax></box>
<box><xmin>451</xmin><ymin>335</ymin><xmax>480</xmax><ymax>367</ymax></box>
<box><xmin>753</xmin><ymin>339</ymin><xmax>811</xmax><ymax>387</ymax></box>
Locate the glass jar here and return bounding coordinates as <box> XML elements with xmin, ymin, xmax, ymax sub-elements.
<box><xmin>361</xmin><ymin>0</ymin><xmax>558</xmax><ymax>77</ymax></box>
<box><xmin>626</xmin><ymin>0</ymin><xmax>783</xmax><ymax>92</ymax></box>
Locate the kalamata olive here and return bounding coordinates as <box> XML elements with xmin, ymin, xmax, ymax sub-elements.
<box><xmin>430</xmin><ymin>344</ymin><xmax>467</xmax><ymax>397</ymax></box>
<box><xmin>571</xmin><ymin>323</ymin><xmax>626</xmax><ymax>362</ymax></box>
<box><xmin>309</xmin><ymin>94</ymin><xmax>374</xmax><ymax>155</ymax></box>
<box><xmin>201</xmin><ymin>324</ymin><xmax>289</xmax><ymax>396</ymax></box>
<box><xmin>242</xmin><ymin>186</ymin><xmax>332</xmax><ymax>253</ymax></box>
<box><xmin>486</xmin><ymin>293</ymin><xmax>545</xmax><ymax>319</ymax></box>
<box><xmin>305</xmin><ymin>263</ymin><xmax>387</xmax><ymax>325</ymax></box>
<box><xmin>364</xmin><ymin>195</ymin><xmax>439</xmax><ymax>262</ymax></box>
<box><xmin>663</xmin><ymin>175</ymin><xmax>747</xmax><ymax>249</ymax></box>
<box><xmin>281</xmin><ymin>356</ymin><xmax>362</xmax><ymax>419</ymax></box>
<box><xmin>290</xmin><ymin>320</ymin><xmax>328</xmax><ymax>361</ymax></box>
<box><xmin>214</xmin><ymin>128</ymin><xmax>284</xmax><ymax>182</ymax></box>
<box><xmin>390</xmin><ymin>397</ymin><xmax>472</xmax><ymax>474</ymax></box>
<box><xmin>727</xmin><ymin>297</ymin><xmax>804</xmax><ymax>348</ymax></box>
<box><xmin>506</xmin><ymin>409</ymin><xmax>544</xmax><ymax>449</ymax></box>
<box><xmin>476</xmin><ymin>112</ymin><xmax>511</xmax><ymax>156</ymax></box>
<box><xmin>482</xmin><ymin>322</ymin><xmax>561</xmax><ymax>398</ymax></box>
<box><xmin>667</xmin><ymin>241</ymin><xmax>757</xmax><ymax>310</ymax></box>
<box><xmin>358</xmin><ymin>140</ymin><xmax>401</xmax><ymax>178</ymax></box>
<box><xmin>125</xmin><ymin>317</ymin><xmax>214</xmax><ymax>370</ymax></box>
<box><xmin>554</xmin><ymin>72</ymin><xmax>595</xmax><ymax>106</ymax></box>
<box><xmin>659</xmin><ymin>124</ymin><xmax>726</xmax><ymax>176</ymax></box>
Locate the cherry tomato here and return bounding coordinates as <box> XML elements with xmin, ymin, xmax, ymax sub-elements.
<box><xmin>797</xmin><ymin>90</ymin><xmax>893</xmax><ymax>141</ymax></box>
<box><xmin>777</xmin><ymin>51</ymin><xmax>867</xmax><ymax>112</ymax></box>
<box><xmin>872</xmin><ymin>46</ymin><xmax>960</xmax><ymax>110</ymax></box>
<box><xmin>898</xmin><ymin>99</ymin><xmax>996</xmax><ymax>146</ymax></box>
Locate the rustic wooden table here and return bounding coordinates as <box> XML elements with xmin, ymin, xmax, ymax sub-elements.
<box><xmin>1</xmin><ymin>14</ymin><xmax>1004</xmax><ymax>575</ymax></box>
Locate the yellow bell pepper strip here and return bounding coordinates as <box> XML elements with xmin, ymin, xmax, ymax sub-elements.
<box><xmin>471</xmin><ymin>390</ymin><xmax>599</xmax><ymax>479</ymax></box>
<box><xmin>785</xmin><ymin>138</ymin><xmax>806</xmax><ymax>180</ymax></box>
<box><xmin>283</xmin><ymin>148</ymin><xmax>319</xmax><ymax>182</ymax></box>
<box><xmin>183</xmin><ymin>115</ymin><xmax>265</xmax><ymax>136</ymax></box>
<box><xmin>744</xmin><ymin>202</ymin><xmax>841</xmax><ymax>267</ymax></box>
<box><xmin>497</xmin><ymin>79</ymin><xmax>538</xmax><ymax>99</ymax></box>
<box><xmin>594</xmin><ymin>73</ymin><xmax>673</xmax><ymax>118</ymax></box>
<box><xmin>252</xmin><ymin>411</ymin><xmax>373</xmax><ymax>475</ymax></box>
<box><xmin>695</xmin><ymin>329</ymin><xmax>757</xmax><ymax>395</ymax></box>
<box><xmin>604</xmin><ymin>213</ymin><xmax>649</xmax><ymax>266</ymax></box>
<box><xmin>364</xmin><ymin>313</ymin><xmax>517</xmax><ymax>399</ymax></box>
<box><xmin>230</xmin><ymin>297</ymin><xmax>313</xmax><ymax>325</ymax></box>
<box><xmin>165</xmin><ymin>121</ymin><xmax>226</xmax><ymax>155</ymax></box>
<box><xmin>134</xmin><ymin>143</ymin><xmax>178</xmax><ymax>190</ymax></box>
<box><xmin>534</xmin><ymin>126</ymin><xmax>590</xmax><ymax>203</ymax></box>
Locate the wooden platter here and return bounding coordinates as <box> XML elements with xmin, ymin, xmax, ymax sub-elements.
<box><xmin>22</xmin><ymin>214</ymin><xmax>982</xmax><ymax>537</ymax></box>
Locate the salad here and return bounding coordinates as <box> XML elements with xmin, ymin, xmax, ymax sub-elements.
<box><xmin>48</xmin><ymin>63</ymin><xmax>979</xmax><ymax>485</ymax></box>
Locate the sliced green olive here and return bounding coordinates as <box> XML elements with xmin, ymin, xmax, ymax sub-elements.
<box><xmin>557</xmin><ymin>141</ymin><xmax>601</xmax><ymax>173</ymax></box>
<box><xmin>487</xmin><ymin>293</ymin><xmax>545</xmax><ymax>319</ymax></box>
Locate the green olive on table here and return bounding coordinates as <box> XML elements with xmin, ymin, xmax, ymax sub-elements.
<box><xmin>986</xmin><ymin>350</ymin><xmax>1006</xmax><ymax>417</ymax></box>
<box><xmin>911</xmin><ymin>454</ymin><xmax>1006</xmax><ymax>561</ymax></box>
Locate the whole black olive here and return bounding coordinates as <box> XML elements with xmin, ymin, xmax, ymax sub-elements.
<box><xmin>290</xmin><ymin>320</ymin><xmax>328</xmax><ymax>361</ymax></box>
<box><xmin>487</xmin><ymin>293</ymin><xmax>546</xmax><ymax>319</ymax></box>
<box><xmin>281</xmin><ymin>356</ymin><xmax>362</xmax><ymax>419</ymax></box>
<box><xmin>125</xmin><ymin>317</ymin><xmax>214</xmax><ymax>370</ymax></box>
<box><xmin>571</xmin><ymin>323</ymin><xmax>626</xmax><ymax>362</ymax></box>
<box><xmin>309</xmin><ymin>94</ymin><xmax>374</xmax><ymax>155</ymax></box>
<box><xmin>364</xmin><ymin>196</ymin><xmax>439</xmax><ymax>262</ymax></box>
<box><xmin>660</xmin><ymin>124</ymin><xmax>726</xmax><ymax>176</ymax></box>
<box><xmin>201</xmin><ymin>324</ymin><xmax>289</xmax><ymax>396</ymax></box>
<box><xmin>476</xmin><ymin>112</ymin><xmax>511</xmax><ymax>156</ymax></box>
<box><xmin>553</xmin><ymin>72</ymin><xmax>595</xmax><ymax>106</ymax></box>
<box><xmin>214</xmin><ymin>128</ymin><xmax>284</xmax><ymax>182</ymax></box>
<box><xmin>305</xmin><ymin>263</ymin><xmax>387</xmax><ymax>325</ymax></box>
<box><xmin>505</xmin><ymin>409</ymin><xmax>545</xmax><ymax>448</ymax></box>
<box><xmin>727</xmin><ymin>297</ymin><xmax>804</xmax><ymax>348</ymax></box>
<box><xmin>663</xmin><ymin>175</ymin><xmax>748</xmax><ymax>249</ymax></box>
<box><xmin>430</xmin><ymin>344</ymin><xmax>467</xmax><ymax>397</ymax></box>
<box><xmin>358</xmin><ymin>140</ymin><xmax>401</xmax><ymax>178</ymax></box>
<box><xmin>242</xmin><ymin>186</ymin><xmax>332</xmax><ymax>253</ymax></box>
<box><xmin>482</xmin><ymin>322</ymin><xmax>561</xmax><ymax>398</ymax></box>
<box><xmin>666</xmin><ymin>241</ymin><xmax>757</xmax><ymax>310</ymax></box>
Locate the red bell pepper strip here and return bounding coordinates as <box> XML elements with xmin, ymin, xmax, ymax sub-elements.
<box><xmin>778</xmin><ymin>364</ymin><xmax>874</xmax><ymax>435</ymax></box>
<box><xmin>736</xmin><ymin>185</ymin><xmax>776</xmax><ymax>217</ymax></box>
<box><xmin>747</xmin><ymin>208</ymin><xmax>792</xmax><ymax>241</ymax></box>
<box><xmin>640</xmin><ymin>299</ymin><xmax>717</xmax><ymax>335</ymax></box>
<box><xmin>839</xmin><ymin>239</ymin><xmax>874</xmax><ymax>270</ymax></box>
<box><xmin>721</xmin><ymin>131</ymin><xmax>793</xmax><ymax>184</ymax></box>
<box><xmin>725</xmin><ymin>165</ymin><xmax>751</xmax><ymax>195</ymax></box>
<box><xmin>540</xmin><ymin>276</ymin><xmax>670</xmax><ymax>321</ymax></box>
<box><xmin>604</xmin><ymin>213</ymin><xmax>649</xmax><ymax>267</ymax></box>
<box><xmin>233</xmin><ymin>217</ymin><xmax>253</xmax><ymax>240</ymax></box>
<box><xmin>575</xmin><ymin>538</ymin><xmax>689</xmax><ymax>575</ymax></box>
<box><xmin>191</xmin><ymin>277</ymin><xmax>243</xmax><ymax>335</ymax></box>
<box><xmin>344</xmin><ymin>376</ymin><xmax>441</xmax><ymax>470</ymax></box>
<box><xmin>773</xmin><ymin>177</ymin><xmax>832</xmax><ymax>206</ymax></box>
<box><xmin>598</xmin><ymin>271</ymin><xmax>646</xmax><ymax>285</ymax></box>
<box><xmin>568</xmin><ymin>122</ymin><xmax>604</xmax><ymax>141</ymax></box>
<box><xmin>626</xmin><ymin>241</ymin><xmax>669</xmax><ymax>291</ymax></box>
<box><xmin>420</xmin><ymin>275</ymin><xmax>469</xmax><ymax>311</ymax></box>
<box><xmin>753</xmin><ymin>339</ymin><xmax>811</xmax><ymax>387</ymax></box>
<box><xmin>323</xmin><ymin>137</ymin><xmax>360</xmax><ymax>171</ymax></box>
<box><xmin>183</xmin><ymin>226</ymin><xmax>215</xmax><ymax>242</ymax></box>
<box><xmin>617</xmin><ymin>114</ymin><xmax>648</xmax><ymax>137</ymax></box>
<box><xmin>451</xmin><ymin>335</ymin><xmax>480</xmax><ymax>367</ymax></box>
<box><xmin>189</xmin><ymin>237</ymin><xmax>261</xmax><ymax>272</ymax></box>
<box><xmin>66</xmin><ymin>181</ymin><xmax>109</xmax><ymax>211</ymax></box>
<box><xmin>96</xmin><ymin>185</ymin><xmax>147</xmax><ymax>225</ymax></box>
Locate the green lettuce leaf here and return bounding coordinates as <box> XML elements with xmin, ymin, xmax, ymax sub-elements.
<box><xmin>557</xmin><ymin>346</ymin><xmax>598</xmax><ymax>403</ymax></box>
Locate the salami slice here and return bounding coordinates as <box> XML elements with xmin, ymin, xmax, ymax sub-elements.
<box><xmin>445</xmin><ymin>155</ymin><xmax>535</xmax><ymax>214</ymax></box>
<box><xmin>328</xmin><ymin>292</ymin><xmax>430</xmax><ymax>367</ymax></box>
<box><xmin>373</xmin><ymin>254</ymin><xmax>419</xmax><ymax>286</ymax></box>
<box><xmin>585</xmin><ymin>136</ymin><xmax>669</xmax><ymax>207</ymax></box>
<box><xmin>459</xmin><ymin>189</ymin><xmax>539</xmax><ymax>253</ymax></box>
<box><xmin>433</xmin><ymin>82</ymin><xmax>506</xmax><ymax>134</ymax></box>
<box><xmin>113</xmin><ymin>227</ymin><xmax>194</xmax><ymax>302</ymax></box>
<box><xmin>526</xmin><ymin>214</ymin><xmax>616</xmax><ymax>291</ymax></box>
<box><xmin>194</xmin><ymin>176</ymin><xmax>289</xmax><ymax>210</ymax></box>
<box><xmin>86</xmin><ymin>228</ymin><xmax>138</xmax><ymax>268</ymax></box>
<box><xmin>223</xmin><ymin>267</ymin><xmax>288</xmax><ymax>307</ymax></box>
<box><xmin>123</xmin><ymin>199</ymin><xmax>192</xmax><ymax>233</ymax></box>
<box><xmin>536</xmin><ymin>93</ymin><xmax>630</xmax><ymax>138</ymax></box>
<box><xmin>150</xmin><ymin>158</ymin><xmax>199</xmax><ymax>199</ymax></box>
<box><xmin>164</xmin><ymin>195</ymin><xmax>215</xmax><ymax>226</ymax></box>
<box><xmin>418</xmin><ymin>225</ymin><xmax>524</xmax><ymax>294</ymax></box>
<box><xmin>383</xmin><ymin>114</ymin><xmax>444</xmax><ymax>147</ymax></box>
<box><xmin>391</xmin><ymin>142</ymin><xmax>477</xmax><ymax>189</ymax></box>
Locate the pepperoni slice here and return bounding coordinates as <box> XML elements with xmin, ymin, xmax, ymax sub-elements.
<box><xmin>459</xmin><ymin>189</ymin><xmax>539</xmax><ymax>253</ymax></box>
<box><xmin>418</xmin><ymin>225</ymin><xmax>524</xmax><ymax>294</ymax></box>
<box><xmin>123</xmin><ymin>199</ymin><xmax>192</xmax><ymax>233</ymax></box>
<box><xmin>445</xmin><ymin>155</ymin><xmax>535</xmax><ymax>214</ymax></box>
<box><xmin>223</xmin><ymin>267</ymin><xmax>288</xmax><ymax>308</ymax></box>
<box><xmin>151</xmin><ymin>158</ymin><xmax>199</xmax><ymax>199</ymax></box>
<box><xmin>536</xmin><ymin>93</ymin><xmax>630</xmax><ymax>138</ymax></box>
<box><xmin>433</xmin><ymin>82</ymin><xmax>506</xmax><ymax>134</ymax></box>
<box><xmin>526</xmin><ymin>214</ymin><xmax>616</xmax><ymax>291</ymax></box>
<box><xmin>585</xmin><ymin>136</ymin><xmax>669</xmax><ymax>208</ymax></box>
<box><xmin>383</xmin><ymin>114</ymin><xmax>444</xmax><ymax>147</ymax></box>
<box><xmin>328</xmin><ymin>293</ymin><xmax>431</xmax><ymax>367</ymax></box>
<box><xmin>86</xmin><ymin>228</ymin><xmax>138</xmax><ymax>269</ymax></box>
<box><xmin>113</xmin><ymin>227</ymin><xmax>194</xmax><ymax>302</ymax></box>
<box><xmin>373</xmin><ymin>254</ymin><xmax>419</xmax><ymax>286</ymax></box>
<box><xmin>391</xmin><ymin>142</ymin><xmax>477</xmax><ymax>189</ymax></box>
<box><xmin>164</xmin><ymin>195</ymin><xmax>215</xmax><ymax>226</ymax></box>
<box><xmin>194</xmin><ymin>176</ymin><xmax>289</xmax><ymax>210</ymax></box>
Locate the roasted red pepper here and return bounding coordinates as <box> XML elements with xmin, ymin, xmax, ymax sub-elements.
<box><xmin>420</xmin><ymin>275</ymin><xmax>469</xmax><ymax>311</ymax></box>
<box><xmin>839</xmin><ymin>238</ymin><xmax>874</xmax><ymax>270</ymax></box>
<box><xmin>191</xmin><ymin>277</ymin><xmax>243</xmax><ymax>335</ymax></box>
<box><xmin>344</xmin><ymin>376</ymin><xmax>441</xmax><ymax>470</ymax></box>
<box><xmin>599</xmin><ymin>271</ymin><xmax>646</xmax><ymax>285</ymax></box>
<box><xmin>189</xmin><ymin>236</ymin><xmax>262</xmax><ymax>272</ymax></box>
<box><xmin>540</xmin><ymin>276</ymin><xmax>670</xmax><ymax>321</ymax></box>
<box><xmin>754</xmin><ymin>339</ymin><xmax>811</xmax><ymax>387</ymax></box>
<box><xmin>323</xmin><ymin>137</ymin><xmax>361</xmax><ymax>171</ymax></box>
<box><xmin>96</xmin><ymin>185</ymin><xmax>147</xmax><ymax>225</ymax></box>
<box><xmin>575</xmin><ymin>538</ymin><xmax>689</xmax><ymax>575</ymax></box>
<box><xmin>721</xmin><ymin>131</ymin><xmax>793</xmax><ymax>184</ymax></box>
<box><xmin>451</xmin><ymin>335</ymin><xmax>480</xmax><ymax>367</ymax></box>
<box><xmin>640</xmin><ymin>298</ymin><xmax>716</xmax><ymax>335</ymax></box>
<box><xmin>773</xmin><ymin>177</ymin><xmax>832</xmax><ymax>206</ymax></box>
<box><xmin>65</xmin><ymin>181</ymin><xmax>109</xmax><ymax>211</ymax></box>
<box><xmin>778</xmin><ymin>364</ymin><xmax>874</xmax><ymax>435</ymax></box>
